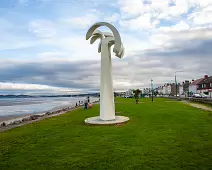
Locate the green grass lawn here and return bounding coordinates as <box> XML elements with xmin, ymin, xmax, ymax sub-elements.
<box><xmin>1</xmin><ymin>98</ymin><xmax>212</xmax><ymax>170</ymax></box>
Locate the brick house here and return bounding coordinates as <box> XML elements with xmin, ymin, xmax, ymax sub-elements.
<box><xmin>171</xmin><ymin>83</ymin><xmax>179</xmax><ymax>96</ymax></box>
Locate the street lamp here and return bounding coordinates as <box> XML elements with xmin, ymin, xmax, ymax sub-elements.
<box><xmin>175</xmin><ymin>71</ymin><xmax>184</xmax><ymax>97</ymax></box>
<box><xmin>151</xmin><ymin>79</ymin><xmax>154</xmax><ymax>102</ymax></box>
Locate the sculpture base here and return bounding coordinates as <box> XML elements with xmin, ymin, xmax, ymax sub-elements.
<box><xmin>84</xmin><ymin>116</ymin><xmax>129</xmax><ymax>125</ymax></box>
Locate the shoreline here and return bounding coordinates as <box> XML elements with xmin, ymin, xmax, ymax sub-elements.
<box><xmin>0</xmin><ymin>97</ymin><xmax>99</xmax><ymax>123</ymax></box>
<box><xmin>0</xmin><ymin>113</ymin><xmax>39</xmax><ymax>122</ymax></box>
<box><xmin>0</xmin><ymin>100</ymin><xmax>99</xmax><ymax>132</ymax></box>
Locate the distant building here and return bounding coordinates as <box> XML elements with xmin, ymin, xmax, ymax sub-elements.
<box><xmin>162</xmin><ymin>84</ymin><xmax>171</xmax><ymax>95</ymax></box>
<box><xmin>125</xmin><ymin>89</ymin><xmax>134</xmax><ymax>97</ymax></box>
<box><xmin>143</xmin><ymin>88</ymin><xmax>151</xmax><ymax>94</ymax></box>
<box><xmin>197</xmin><ymin>75</ymin><xmax>212</xmax><ymax>97</ymax></box>
<box><xmin>179</xmin><ymin>84</ymin><xmax>184</xmax><ymax>95</ymax></box>
<box><xmin>171</xmin><ymin>83</ymin><xmax>179</xmax><ymax>96</ymax></box>
<box><xmin>189</xmin><ymin>77</ymin><xmax>205</xmax><ymax>94</ymax></box>
<box><xmin>171</xmin><ymin>81</ymin><xmax>190</xmax><ymax>96</ymax></box>
<box><xmin>157</xmin><ymin>86</ymin><xmax>163</xmax><ymax>94</ymax></box>
<box><xmin>117</xmin><ymin>92</ymin><xmax>126</xmax><ymax>97</ymax></box>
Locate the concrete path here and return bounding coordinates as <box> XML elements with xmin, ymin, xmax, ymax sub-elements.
<box><xmin>183</xmin><ymin>101</ymin><xmax>212</xmax><ymax>111</ymax></box>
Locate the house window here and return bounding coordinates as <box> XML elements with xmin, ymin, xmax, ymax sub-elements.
<box><xmin>202</xmin><ymin>84</ymin><xmax>206</xmax><ymax>88</ymax></box>
<box><xmin>210</xmin><ymin>83</ymin><xmax>212</xmax><ymax>88</ymax></box>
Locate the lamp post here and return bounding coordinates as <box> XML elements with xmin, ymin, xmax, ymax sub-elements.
<box><xmin>151</xmin><ymin>79</ymin><xmax>154</xmax><ymax>102</ymax></box>
<box><xmin>175</xmin><ymin>71</ymin><xmax>183</xmax><ymax>97</ymax></box>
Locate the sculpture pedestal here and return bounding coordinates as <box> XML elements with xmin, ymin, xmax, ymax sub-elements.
<box><xmin>84</xmin><ymin>116</ymin><xmax>129</xmax><ymax>125</ymax></box>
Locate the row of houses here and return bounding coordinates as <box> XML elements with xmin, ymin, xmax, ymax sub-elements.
<box><xmin>155</xmin><ymin>75</ymin><xmax>212</xmax><ymax>97</ymax></box>
<box><xmin>117</xmin><ymin>75</ymin><xmax>212</xmax><ymax>98</ymax></box>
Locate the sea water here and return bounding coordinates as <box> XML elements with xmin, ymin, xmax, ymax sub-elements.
<box><xmin>0</xmin><ymin>97</ymin><xmax>98</xmax><ymax>117</ymax></box>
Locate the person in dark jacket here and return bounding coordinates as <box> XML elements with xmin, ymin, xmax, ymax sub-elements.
<box><xmin>84</xmin><ymin>100</ymin><xmax>88</xmax><ymax>110</ymax></box>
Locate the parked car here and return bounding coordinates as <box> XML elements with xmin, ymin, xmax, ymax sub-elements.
<box><xmin>200</xmin><ymin>93</ymin><xmax>208</xmax><ymax>98</ymax></box>
<box><xmin>192</xmin><ymin>94</ymin><xmax>202</xmax><ymax>98</ymax></box>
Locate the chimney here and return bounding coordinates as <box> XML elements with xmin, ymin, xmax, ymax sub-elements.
<box><xmin>204</xmin><ymin>75</ymin><xmax>208</xmax><ymax>79</ymax></box>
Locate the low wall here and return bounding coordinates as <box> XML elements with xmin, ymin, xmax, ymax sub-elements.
<box><xmin>165</xmin><ymin>96</ymin><xmax>212</xmax><ymax>105</ymax></box>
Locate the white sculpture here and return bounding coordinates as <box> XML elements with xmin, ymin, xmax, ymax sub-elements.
<box><xmin>85</xmin><ymin>22</ymin><xmax>127</xmax><ymax>123</ymax></box>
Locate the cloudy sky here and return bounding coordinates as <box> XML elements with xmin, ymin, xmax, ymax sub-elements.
<box><xmin>0</xmin><ymin>0</ymin><xmax>212</xmax><ymax>95</ymax></box>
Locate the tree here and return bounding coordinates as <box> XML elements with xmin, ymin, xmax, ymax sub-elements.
<box><xmin>133</xmin><ymin>89</ymin><xmax>142</xmax><ymax>104</ymax></box>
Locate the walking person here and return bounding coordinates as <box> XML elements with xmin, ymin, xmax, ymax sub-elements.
<box><xmin>84</xmin><ymin>100</ymin><xmax>88</xmax><ymax>110</ymax></box>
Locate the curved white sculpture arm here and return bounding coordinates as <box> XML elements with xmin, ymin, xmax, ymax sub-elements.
<box><xmin>86</xmin><ymin>22</ymin><xmax>122</xmax><ymax>55</ymax></box>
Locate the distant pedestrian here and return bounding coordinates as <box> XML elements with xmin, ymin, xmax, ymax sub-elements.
<box><xmin>84</xmin><ymin>101</ymin><xmax>88</xmax><ymax>110</ymax></box>
<box><xmin>76</xmin><ymin>102</ymin><xmax>78</xmax><ymax>107</ymax></box>
<box><xmin>79</xmin><ymin>101</ymin><xmax>80</xmax><ymax>106</ymax></box>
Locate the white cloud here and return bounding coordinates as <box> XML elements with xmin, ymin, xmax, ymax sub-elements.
<box><xmin>104</xmin><ymin>13</ymin><xmax>120</xmax><ymax>23</ymax></box>
<box><xmin>63</xmin><ymin>13</ymin><xmax>100</xmax><ymax>29</ymax></box>
<box><xmin>0</xmin><ymin>82</ymin><xmax>57</xmax><ymax>90</ymax></box>
<box><xmin>0</xmin><ymin>82</ymin><xmax>83</xmax><ymax>94</ymax></box>
<box><xmin>120</xmin><ymin>33</ymin><xmax>150</xmax><ymax>56</ymax></box>
<box><xmin>118</xmin><ymin>0</ymin><xmax>150</xmax><ymax>18</ymax></box>
<box><xmin>28</xmin><ymin>19</ymin><xmax>56</xmax><ymax>38</ymax></box>
<box><xmin>36</xmin><ymin>52</ymin><xmax>68</xmax><ymax>60</ymax></box>
<box><xmin>119</xmin><ymin>13</ymin><xmax>158</xmax><ymax>30</ymax></box>
<box><xmin>189</xmin><ymin>11</ymin><xmax>212</xmax><ymax>25</ymax></box>
<box><xmin>168</xmin><ymin>21</ymin><xmax>190</xmax><ymax>31</ymax></box>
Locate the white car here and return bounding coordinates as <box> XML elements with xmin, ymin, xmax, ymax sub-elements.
<box><xmin>200</xmin><ymin>93</ymin><xmax>208</xmax><ymax>98</ymax></box>
<box><xmin>192</xmin><ymin>94</ymin><xmax>202</xmax><ymax>98</ymax></box>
